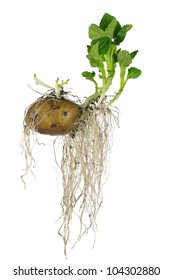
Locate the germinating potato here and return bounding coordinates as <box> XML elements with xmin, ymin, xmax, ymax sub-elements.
<box><xmin>25</xmin><ymin>97</ymin><xmax>82</xmax><ymax>135</ymax></box>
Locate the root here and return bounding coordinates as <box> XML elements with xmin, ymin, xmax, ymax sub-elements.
<box><xmin>20</xmin><ymin>125</ymin><xmax>41</xmax><ymax>188</ymax></box>
<box><xmin>20</xmin><ymin>99</ymin><xmax>47</xmax><ymax>187</ymax></box>
<box><xmin>58</xmin><ymin>106</ymin><xmax>117</xmax><ymax>256</ymax></box>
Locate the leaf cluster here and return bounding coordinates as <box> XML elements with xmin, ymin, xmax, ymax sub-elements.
<box><xmin>82</xmin><ymin>13</ymin><xmax>141</xmax><ymax>106</ymax></box>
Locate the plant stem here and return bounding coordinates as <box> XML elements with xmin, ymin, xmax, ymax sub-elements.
<box><xmin>83</xmin><ymin>91</ymin><xmax>100</xmax><ymax>108</ymax></box>
<box><xmin>107</xmin><ymin>78</ymin><xmax>128</xmax><ymax>106</ymax></box>
<box><xmin>34</xmin><ymin>74</ymin><xmax>53</xmax><ymax>89</ymax></box>
<box><xmin>120</xmin><ymin>66</ymin><xmax>126</xmax><ymax>88</ymax></box>
<box><xmin>83</xmin><ymin>79</ymin><xmax>99</xmax><ymax>108</ymax></box>
<box><xmin>55</xmin><ymin>79</ymin><xmax>61</xmax><ymax>98</ymax></box>
<box><xmin>97</xmin><ymin>46</ymin><xmax>116</xmax><ymax>106</ymax></box>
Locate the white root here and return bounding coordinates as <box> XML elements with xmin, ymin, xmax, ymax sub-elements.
<box><xmin>57</xmin><ymin>106</ymin><xmax>117</xmax><ymax>256</ymax></box>
<box><xmin>20</xmin><ymin>99</ymin><xmax>48</xmax><ymax>187</ymax></box>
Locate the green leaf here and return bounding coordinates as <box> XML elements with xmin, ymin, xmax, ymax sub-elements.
<box><xmin>98</xmin><ymin>37</ymin><xmax>111</xmax><ymax>54</ymax></box>
<box><xmin>99</xmin><ymin>13</ymin><xmax>115</xmax><ymax>30</ymax></box>
<box><xmin>104</xmin><ymin>18</ymin><xmax>117</xmax><ymax>39</ymax></box>
<box><xmin>90</xmin><ymin>19</ymin><xmax>117</xmax><ymax>42</ymax></box>
<box><xmin>113</xmin><ymin>21</ymin><xmax>121</xmax><ymax>38</ymax></box>
<box><xmin>82</xmin><ymin>71</ymin><xmax>95</xmax><ymax>78</ymax></box>
<box><xmin>130</xmin><ymin>50</ymin><xmax>139</xmax><ymax>59</ymax></box>
<box><xmin>89</xmin><ymin>24</ymin><xmax>105</xmax><ymax>40</ymax></box>
<box><xmin>87</xmin><ymin>41</ymin><xmax>103</xmax><ymax>68</ymax></box>
<box><xmin>99</xmin><ymin>13</ymin><xmax>121</xmax><ymax>40</ymax></box>
<box><xmin>113</xmin><ymin>53</ymin><xmax>118</xmax><ymax>63</ymax></box>
<box><xmin>116</xmin><ymin>48</ymin><xmax>121</xmax><ymax>54</ymax></box>
<box><xmin>117</xmin><ymin>50</ymin><xmax>132</xmax><ymax>67</ymax></box>
<box><xmin>87</xmin><ymin>45</ymin><xmax>91</xmax><ymax>53</ymax></box>
<box><xmin>127</xmin><ymin>67</ymin><xmax>142</xmax><ymax>79</ymax></box>
<box><xmin>114</xmin><ymin>24</ymin><xmax>132</xmax><ymax>45</ymax></box>
<box><xmin>91</xmin><ymin>37</ymin><xmax>111</xmax><ymax>54</ymax></box>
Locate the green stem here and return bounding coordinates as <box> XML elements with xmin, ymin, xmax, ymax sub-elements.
<box><xmin>55</xmin><ymin>78</ymin><xmax>70</xmax><ymax>99</ymax></box>
<box><xmin>83</xmin><ymin>91</ymin><xmax>100</xmax><ymax>108</ymax></box>
<box><xmin>108</xmin><ymin>78</ymin><xmax>128</xmax><ymax>106</ymax></box>
<box><xmin>107</xmin><ymin>66</ymin><xmax>127</xmax><ymax>106</ymax></box>
<box><xmin>120</xmin><ymin>66</ymin><xmax>126</xmax><ymax>88</ymax></box>
<box><xmin>97</xmin><ymin>46</ymin><xmax>116</xmax><ymax>106</ymax></box>
<box><xmin>96</xmin><ymin>64</ymin><xmax>107</xmax><ymax>105</ymax></box>
<box><xmin>83</xmin><ymin>79</ymin><xmax>99</xmax><ymax>108</ymax></box>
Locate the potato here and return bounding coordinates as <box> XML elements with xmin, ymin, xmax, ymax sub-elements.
<box><xmin>25</xmin><ymin>97</ymin><xmax>82</xmax><ymax>135</ymax></box>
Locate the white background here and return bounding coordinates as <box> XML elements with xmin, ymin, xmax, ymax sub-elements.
<box><xmin>0</xmin><ymin>0</ymin><xmax>172</xmax><ymax>279</ymax></box>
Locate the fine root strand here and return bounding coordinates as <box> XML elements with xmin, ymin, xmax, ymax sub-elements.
<box><xmin>20</xmin><ymin>98</ymin><xmax>48</xmax><ymax>187</ymax></box>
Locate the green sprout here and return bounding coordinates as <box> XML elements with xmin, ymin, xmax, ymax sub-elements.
<box><xmin>82</xmin><ymin>13</ymin><xmax>141</xmax><ymax>107</ymax></box>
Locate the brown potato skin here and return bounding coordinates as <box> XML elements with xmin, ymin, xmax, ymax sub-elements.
<box><xmin>25</xmin><ymin>97</ymin><xmax>82</xmax><ymax>135</ymax></box>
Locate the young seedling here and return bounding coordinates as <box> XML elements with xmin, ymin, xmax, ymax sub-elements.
<box><xmin>21</xmin><ymin>13</ymin><xmax>141</xmax><ymax>256</ymax></box>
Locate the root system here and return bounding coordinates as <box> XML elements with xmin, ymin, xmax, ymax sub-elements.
<box><xmin>58</xmin><ymin>106</ymin><xmax>115</xmax><ymax>255</ymax></box>
<box><xmin>21</xmin><ymin>102</ymin><xmax>118</xmax><ymax>256</ymax></box>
